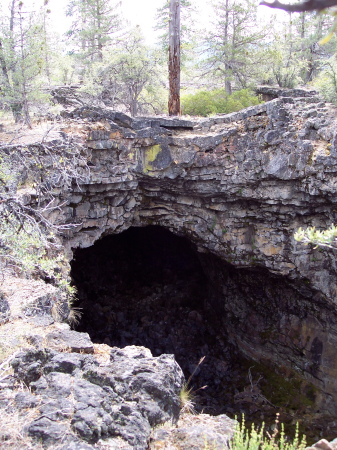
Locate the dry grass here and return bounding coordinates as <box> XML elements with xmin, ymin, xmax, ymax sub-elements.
<box><xmin>0</xmin><ymin>112</ymin><xmax>62</xmax><ymax>146</ymax></box>
<box><xmin>0</xmin><ymin>319</ymin><xmax>36</xmax><ymax>363</ymax></box>
<box><xmin>179</xmin><ymin>383</ymin><xmax>196</xmax><ymax>414</ymax></box>
<box><xmin>67</xmin><ymin>307</ymin><xmax>83</xmax><ymax>327</ymax></box>
<box><xmin>93</xmin><ymin>343</ymin><xmax>113</xmax><ymax>365</ymax></box>
<box><xmin>0</xmin><ymin>386</ymin><xmax>43</xmax><ymax>450</ymax></box>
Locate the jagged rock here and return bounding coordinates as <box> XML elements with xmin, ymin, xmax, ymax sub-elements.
<box><xmin>45</xmin><ymin>91</ymin><xmax>337</xmax><ymax>422</ymax></box>
<box><xmin>149</xmin><ymin>413</ymin><xmax>235</xmax><ymax>449</ymax></box>
<box><xmin>256</xmin><ymin>85</ymin><xmax>318</xmax><ymax>101</ymax></box>
<box><xmin>45</xmin><ymin>329</ymin><xmax>95</xmax><ymax>353</ymax></box>
<box><xmin>0</xmin><ymin>291</ymin><xmax>10</xmax><ymax>324</ymax></box>
<box><xmin>12</xmin><ymin>348</ymin><xmax>57</xmax><ymax>384</ymax></box>
<box><xmin>306</xmin><ymin>439</ymin><xmax>337</xmax><ymax>450</ymax></box>
<box><xmin>0</xmin><ymin>276</ymin><xmax>68</xmax><ymax>322</ymax></box>
<box><xmin>58</xmin><ymin>442</ymin><xmax>96</xmax><ymax>450</ymax></box>
<box><xmin>15</xmin><ymin>391</ymin><xmax>40</xmax><ymax>409</ymax></box>
<box><xmin>51</xmin><ymin>85</ymin><xmax>85</xmax><ymax>107</ymax></box>
<box><xmin>27</xmin><ymin>417</ymin><xmax>71</xmax><ymax>445</ymax></box>
<box><xmin>4</xmin><ymin>89</ymin><xmax>337</xmax><ymax>439</ymax></box>
<box><xmin>10</xmin><ymin>343</ymin><xmax>185</xmax><ymax>448</ymax></box>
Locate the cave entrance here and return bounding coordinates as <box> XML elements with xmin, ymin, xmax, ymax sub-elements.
<box><xmin>70</xmin><ymin>225</ymin><xmax>238</xmax><ymax>415</ymax></box>
<box><xmin>70</xmin><ymin>225</ymin><xmax>337</xmax><ymax>441</ymax></box>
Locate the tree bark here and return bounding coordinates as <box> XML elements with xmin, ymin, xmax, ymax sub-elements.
<box><xmin>168</xmin><ymin>0</ymin><xmax>180</xmax><ymax>116</ymax></box>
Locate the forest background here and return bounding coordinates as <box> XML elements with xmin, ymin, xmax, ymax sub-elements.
<box><xmin>1</xmin><ymin>0</ymin><xmax>337</xmax><ymax>125</ymax></box>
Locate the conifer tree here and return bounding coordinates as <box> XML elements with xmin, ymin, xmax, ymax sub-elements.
<box><xmin>202</xmin><ymin>0</ymin><xmax>267</xmax><ymax>94</ymax></box>
<box><xmin>66</xmin><ymin>0</ymin><xmax>123</xmax><ymax>63</ymax></box>
<box><xmin>0</xmin><ymin>0</ymin><xmax>50</xmax><ymax>126</ymax></box>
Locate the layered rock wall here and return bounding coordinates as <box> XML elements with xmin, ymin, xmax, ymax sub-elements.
<box><xmin>58</xmin><ymin>94</ymin><xmax>337</xmax><ymax>417</ymax></box>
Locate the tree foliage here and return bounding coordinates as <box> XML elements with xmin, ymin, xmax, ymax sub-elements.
<box><xmin>200</xmin><ymin>0</ymin><xmax>267</xmax><ymax>94</ymax></box>
<box><xmin>0</xmin><ymin>141</ymin><xmax>89</xmax><ymax>292</ymax></box>
<box><xmin>0</xmin><ymin>0</ymin><xmax>336</xmax><ymax>119</ymax></box>
<box><xmin>66</xmin><ymin>0</ymin><xmax>123</xmax><ymax>63</ymax></box>
<box><xmin>0</xmin><ymin>0</ymin><xmax>51</xmax><ymax>126</ymax></box>
<box><xmin>81</xmin><ymin>29</ymin><xmax>166</xmax><ymax>116</ymax></box>
<box><xmin>155</xmin><ymin>0</ymin><xmax>196</xmax><ymax>57</ymax></box>
<box><xmin>267</xmin><ymin>12</ymin><xmax>336</xmax><ymax>87</ymax></box>
<box><xmin>314</xmin><ymin>55</ymin><xmax>337</xmax><ymax>103</ymax></box>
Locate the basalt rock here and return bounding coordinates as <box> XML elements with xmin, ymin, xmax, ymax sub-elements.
<box><xmin>9</xmin><ymin>344</ymin><xmax>185</xmax><ymax>448</ymax></box>
<box><xmin>0</xmin><ymin>291</ymin><xmax>10</xmax><ymax>324</ymax></box>
<box><xmin>51</xmin><ymin>93</ymin><xmax>337</xmax><ymax>419</ymax></box>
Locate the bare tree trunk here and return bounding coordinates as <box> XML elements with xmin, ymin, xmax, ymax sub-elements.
<box><xmin>9</xmin><ymin>0</ymin><xmax>24</xmax><ymax>123</ymax></box>
<box><xmin>168</xmin><ymin>0</ymin><xmax>180</xmax><ymax>116</ymax></box>
<box><xmin>224</xmin><ymin>0</ymin><xmax>232</xmax><ymax>94</ymax></box>
<box><xmin>18</xmin><ymin>9</ymin><xmax>31</xmax><ymax>128</ymax></box>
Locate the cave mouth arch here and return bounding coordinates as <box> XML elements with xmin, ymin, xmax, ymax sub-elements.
<box><xmin>70</xmin><ymin>225</ymin><xmax>241</xmax><ymax>415</ymax></box>
<box><xmin>70</xmin><ymin>225</ymin><xmax>211</xmax><ymax>350</ymax></box>
<box><xmin>70</xmin><ymin>225</ymin><xmax>327</xmax><ymax>437</ymax></box>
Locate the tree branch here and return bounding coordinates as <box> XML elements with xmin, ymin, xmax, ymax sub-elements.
<box><xmin>260</xmin><ymin>0</ymin><xmax>337</xmax><ymax>12</ymax></box>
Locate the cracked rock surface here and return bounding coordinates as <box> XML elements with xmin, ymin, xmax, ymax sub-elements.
<box><xmin>7</xmin><ymin>344</ymin><xmax>185</xmax><ymax>448</ymax></box>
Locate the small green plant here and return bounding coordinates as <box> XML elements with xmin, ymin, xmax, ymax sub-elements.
<box><xmin>180</xmin><ymin>383</ymin><xmax>196</xmax><ymax>414</ymax></box>
<box><xmin>181</xmin><ymin>88</ymin><xmax>261</xmax><ymax>117</ymax></box>
<box><xmin>179</xmin><ymin>356</ymin><xmax>207</xmax><ymax>414</ymax></box>
<box><xmin>294</xmin><ymin>224</ymin><xmax>337</xmax><ymax>249</ymax></box>
<box><xmin>231</xmin><ymin>414</ymin><xmax>306</xmax><ymax>450</ymax></box>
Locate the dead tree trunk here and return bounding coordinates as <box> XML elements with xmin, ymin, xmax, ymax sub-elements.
<box><xmin>168</xmin><ymin>0</ymin><xmax>180</xmax><ymax>116</ymax></box>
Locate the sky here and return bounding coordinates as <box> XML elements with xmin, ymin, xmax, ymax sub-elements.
<box><xmin>47</xmin><ymin>0</ymin><xmax>214</xmax><ymax>43</ymax></box>
<box><xmin>1</xmin><ymin>0</ymin><xmax>278</xmax><ymax>45</ymax></box>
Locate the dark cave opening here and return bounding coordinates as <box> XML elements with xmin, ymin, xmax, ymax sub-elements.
<box><xmin>70</xmin><ymin>226</ymin><xmax>245</xmax><ymax>415</ymax></box>
<box><xmin>72</xmin><ymin>227</ymin><xmax>220</xmax><ymax>412</ymax></box>
<box><xmin>70</xmin><ymin>225</ymin><xmax>330</xmax><ymax>440</ymax></box>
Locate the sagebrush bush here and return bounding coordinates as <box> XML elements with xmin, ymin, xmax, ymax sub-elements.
<box><xmin>181</xmin><ymin>88</ymin><xmax>261</xmax><ymax>117</ymax></box>
<box><xmin>231</xmin><ymin>415</ymin><xmax>306</xmax><ymax>450</ymax></box>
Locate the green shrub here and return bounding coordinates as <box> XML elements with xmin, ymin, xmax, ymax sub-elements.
<box><xmin>181</xmin><ymin>88</ymin><xmax>261</xmax><ymax>117</ymax></box>
<box><xmin>231</xmin><ymin>415</ymin><xmax>306</xmax><ymax>450</ymax></box>
<box><xmin>294</xmin><ymin>224</ymin><xmax>337</xmax><ymax>249</ymax></box>
<box><xmin>314</xmin><ymin>60</ymin><xmax>337</xmax><ymax>105</ymax></box>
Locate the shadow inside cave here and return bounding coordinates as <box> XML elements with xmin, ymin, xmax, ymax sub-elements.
<box><xmin>70</xmin><ymin>225</ymin><xmax>328</xmax><ymax>442</ymax></box>
<box><xmin>70</xmin><ymin>225</ymin><xmax>245</xmax><ymax>415</ymax></box>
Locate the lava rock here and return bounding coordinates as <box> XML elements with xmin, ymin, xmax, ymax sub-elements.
<box><xmin>45</xmin><ymin>329</ymin><xmax>94</xmax><ymax>353</ymax></box>
<box><xmin>0</xmin><ymin>291</ymin><xmax>10</xmax><ymax>324</ymax></box>
<box><xmin>10</xmin><ymin>345</ymin><xmax>185</xmax><ymax>448</ymax></box>
<box><xmin>14</xmin><ymin>392</ymin><xmax>40</xmax><ymax>409</ymax></box>
<box><xmin>149</xmin><ymin>413</ymin><xmax>236</xmax><ymax>450</ymax></box>
<box><xmin>12</xmin><ymin>348</ymin><xmax>56</xmax><ymax>384</ymax></box>
<box><xmin>27</xmin><ymin>417</ymin><xmax>71</xmax><ymax>445</ymax></box>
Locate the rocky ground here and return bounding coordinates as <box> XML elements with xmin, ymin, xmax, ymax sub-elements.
<box><xmin>1</xmin><ymin>273</ymin><xmax>337</xmax><ymax>449</ymax></box>
<box><xmin>0</xmin><ymin>272</ymin><xmax>238</xmax><ymax>449</ymax></box>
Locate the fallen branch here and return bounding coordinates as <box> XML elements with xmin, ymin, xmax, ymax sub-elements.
<box><xmin>260</xmin><ymin>0</ymin><xmax>337</xmax><ymax>12</ymax></box>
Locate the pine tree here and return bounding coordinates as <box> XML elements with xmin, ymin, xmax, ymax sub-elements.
<box><xmin>201</xmin><ymin>0</ymin><xmax>267</xmax><ymax>94</ymax></box>
<box><xmin>93</xmin><ymin>29</ymin><xmax>165</xmax><ymax>116</ymax></box>
<box><xmin>261</xmin><ymin>11</ymin><xmax>336</xmax><ymax>88</ymax></box>
<box><xmin>0</xmin><ymin>0</ymin><xmax>50</xmax><ymax>126</ymax></box>
<box><xmin>66</xmin><ymin>0</ymin><xmax>123</xmax><ymax>63</ymax></box>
